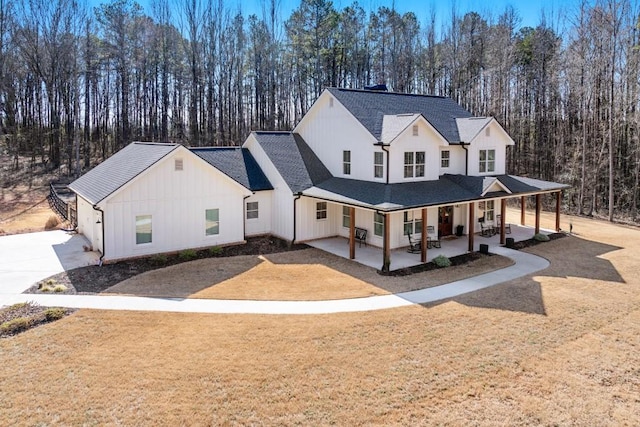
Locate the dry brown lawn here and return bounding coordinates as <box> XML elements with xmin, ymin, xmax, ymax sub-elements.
<box><xmin>105</xmin><ymin>249</ymin><xmax>513</xmax><ymax>300</ymax></box>
<box><xmin>0</xmin><ymin>185</ymin><xmax>57</xmax><ymax>235</ymax></box>
<box><xmin>1</xmin><ymin>209</ymin><xmax>639</xmax><ymax>425</ymax></box>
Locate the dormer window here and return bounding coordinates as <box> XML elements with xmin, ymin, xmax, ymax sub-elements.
<box><xmin>479</xmin><ymin>149</ymin><xmax>495</xmax><ymax>173</ymax></box>
<box><xmin>412</xmin><ymin>125</ymin><xmax>419</xmax><ymax>136</ymax></box>
<box><xmin>404</xmin><ymin>151</ymin><xmax>425</xmax><ymax>178</ymax></box>
<box><xmin>175</xmin><ymin>158</ymin><xmax>183</xmax><ymax>171</ymax></box>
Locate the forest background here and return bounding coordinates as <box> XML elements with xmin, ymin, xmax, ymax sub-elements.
<box><xmin>0</xmin><ymin>0</ymin><xmax>638</xmax><ymax>221</ymax></box>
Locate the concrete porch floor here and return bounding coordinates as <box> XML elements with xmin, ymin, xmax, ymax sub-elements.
<box><xmin>306</xmin><ymin>224</ymin><xmax>553</xmax><ymax>271</ymax></box>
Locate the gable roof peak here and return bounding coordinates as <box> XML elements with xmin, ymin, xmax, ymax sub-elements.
<box><xmin>324</xmin><ymin>87</ymin><xmax>472</xmax><ymax>143</ymax></box>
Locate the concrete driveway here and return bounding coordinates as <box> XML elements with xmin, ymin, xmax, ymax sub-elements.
<box><xmin>0</xmin><ymin>230</ymin><xmax>99</xmax><ymax>297</ymax></box>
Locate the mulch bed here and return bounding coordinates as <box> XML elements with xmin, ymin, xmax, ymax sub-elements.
<box><xmin>510</xmin><ymin>232</ymin><xmax>566</xmax><ymax>249</ymax></box>
<box><xmin>0</xmin><ymin>303</ymin><xmax>74</xmax><ymax>338</ymax></box>
<box><xmin>384</xmin><ymin>251</ymin><xmax>490</xmax><ymax>276</ymax></box>
<box><xmin>23</xmin><ymin>233</ymin><xmax>567</xmax><ymax>296</ymax></box>
<box><xmin>24</xmin><ymin>236</ymin><xmax>308</xmax><ymax>295</ymax></box>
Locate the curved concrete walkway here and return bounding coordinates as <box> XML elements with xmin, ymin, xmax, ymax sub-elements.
<box><xmin>2</xmin><ymin>246</ymin><xmax>549</xmax><ymax>315</ymax></box>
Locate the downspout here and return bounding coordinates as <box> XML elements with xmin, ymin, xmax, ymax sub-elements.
<box><xmin>292</xmin><ymin>192</ymin><xmax>302</xmax><ymax>244</ymax></box>
<box><xmin>92</xmin><ymin>205</ymin><xmax>105</xmax><ymax>266</ymax></box>
<box><xmin>380</xmin><ymin>143</ymin><xmax>390</xmax><ymax>184</ymax></box>
<box><xmin>461</xmin><ymin>142</ymin><xmax>469</xmax><ymax>176</ymax></box>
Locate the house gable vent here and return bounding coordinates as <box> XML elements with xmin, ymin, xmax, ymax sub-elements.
<box><xmin>412</xmin><ymin>125</ymin><xmax>419</xmax><ymax>136</ymax></box>
<box><xmin>329</xmin><ymin>97</ymin><xmax>334</xmax><ymax>107</ymax></box>
<box><xmin>175</xmin><ymin>158</ymin><xmax>184</xmax><ymax>171</ymax></box>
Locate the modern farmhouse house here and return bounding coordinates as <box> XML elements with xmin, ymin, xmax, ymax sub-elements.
<box><xmin>69</xmin><ymin>88</ymin><xmax>568</xmax><ymax>270</ymax></box>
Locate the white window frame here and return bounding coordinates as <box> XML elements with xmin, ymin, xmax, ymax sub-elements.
<box><xmin>205</xmin><ymin>208</ymin><xmax>220</xmax><ymax>236</ymax></box>
<box><xmin>374</xmin><ymin>212</ymin><xmax>384</xmax><ymax>237</ymax></box>
<box><xmin>374</xmin><ymin>152</ymin><xmax>384</xmax><ymax>178</ymax></box>
<box><xmin>403</xmin><ymin>211</ymin><xmax>423</xmax><ymax>236</ymax></box>
<box><xmin>485</xmin><ymin>200</ymin><xmax>495</xmax><ymax>222</ymax></box>
<box><xmin>342</xmin><ymin>206</ymin><xmax>351</xmax><ymax>228</ymax></box>
<box><xmin>343</xmin><ymin>150</ymin><xmax>351</xmax><ymax>175</ymax></box>
<box><xmin>316</xmin><ymin>202</ymin><xmax>327</xmax><ymax>220</ymax></box>
<box><xmin>479</xmin><ymin>149</ymin><xmax>496</xmax><ymax>173</ymax></box>
<box><xmin>246</xmin><ymin>201</ymin><xmax>259</xmax><ymax>220</ymax></box>
<box><xmin>135</xmin><ymin>215</ymin><xmax>152</xmax><ymax>245</ymax></box>
<box><xmin>441</xmin><ymin>150</ymin><xmax>450</xmax><ymax>168</ymax></box>
<box><xmin>404</xmin><ymin>151</ymin><xmax>425</xmax><ymax>178</ymax></box>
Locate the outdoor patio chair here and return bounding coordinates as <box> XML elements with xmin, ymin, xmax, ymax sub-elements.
<box><xmin>496</xmin><ymin>215</ymin><xmax>512</xmax><ymax>234</ymax></box>
<box><xmin>427</xmin><ymin>225</ymin><xmax>441</xmax><ymax>248</ymax></box>
<box><xmin>407</xmin><ymin>233</ymin><xmax>422</xmax><ymax>253</ymax></box>
<box><xmin>480</xmin><ymin>221</ymin><xmax>495</xmax><ymax>237</ymax></box>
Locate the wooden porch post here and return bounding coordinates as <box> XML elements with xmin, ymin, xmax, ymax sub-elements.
<box><xmin>520</xmin><ymin>196</ymin><xmax>526</xmax><ymax>226</ymax></box>
<box><xmin>555</xmin><ymin>191</ymin><xmax>561</xmax><ymax>232</ymax></box>
<box><xmin>349</xmin><ymin>206</ymin><xmax>355</xmax><ymax>259</ymax></box>
<box><xmin>500</xmin><ymin>198</ymin><xmax>506</xmax><ymax>245</ymax></box>
<box><xmin>421</xmin><ymin>208</ymin><xmax>427</xmax><ymax>263</ymax></box>
<box><xmin>535</xmin><ymin>194</ymin><xmax>541</xmax><ymax>235</ymax></box>
<box><xmin>468</xmin><ymin>202</ymin><xmax>475</xmax><ymax>252</ymax></box>
<box><xmin>382</xmin><ymin>213</ymin><xmax>391</xmax><ymax>272</ymax></box>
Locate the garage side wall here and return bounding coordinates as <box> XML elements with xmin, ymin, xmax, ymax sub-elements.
<box><xmin>101</xmin><ymin>151</ymin><xmax>247</xmax><ymax>261</ymax></box>
<box><xmin>76</xmin><ymin>195</ymin><xmax>103</xmax><ymax>252</ymax></box>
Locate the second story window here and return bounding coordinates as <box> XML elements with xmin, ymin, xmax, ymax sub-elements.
<box><xmin>404</xmin><ymin>151</ymin><xmax>425</xmax><ymax>178</ymax></box>
<box><xmin>374</xmin><ymin>152</ymin><xmax>384</xmax><ymax>178</ymax></box>
<box><xmin>343</xmin><ymin>150</ymin><xmax>351</xmax><ymax>175</ymax></box>
<box><xmin>441</xmin><ymin>150</ymin><xmax>450</xmax><ymax>168</ymax></box>
<box><xmin>479</xmin><ymin>149</ymin><xmax>495</xmax><ymax>173</ymax></box>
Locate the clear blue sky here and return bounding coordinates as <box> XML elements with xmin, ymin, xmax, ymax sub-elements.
<box><xmin>234</xmin><ymin>0</ymin><xmax>589</xmax><ymax>31</ymax></box>
<box><xmin>93</xmin><ymin>0</ymin><xmax>591</xmax><ymax>32</ymax></box>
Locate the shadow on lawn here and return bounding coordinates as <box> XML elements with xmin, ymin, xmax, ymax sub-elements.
<box><xmin>424</xmin><ymin>235</ymin><xmax>624</xmax><ymax>315</ymax></box>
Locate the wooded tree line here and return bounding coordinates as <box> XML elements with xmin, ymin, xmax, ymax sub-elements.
<box><xmin>0</xmin><ymin>0</ymin><xmax>639</xmax><ymax>220</ymax></box>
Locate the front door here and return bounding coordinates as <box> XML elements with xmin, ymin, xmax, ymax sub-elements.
<box><xmin>438</xmin><ymin>206</ymin><xmax>453</xmax><ymax>237</ymax></box>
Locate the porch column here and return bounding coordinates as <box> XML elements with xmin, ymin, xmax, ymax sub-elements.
<box><xmin>421</xmin><ymin>208</ymin><xmax>428</xmax><ymax>263</ymax></box>
<box><xmin>500</xmin><ymin>198</ymin><xmax>506</xmax><ymax>245</ymax></box>
<box><xmin>520</xmin><ymin>196</ymin><xmax>526</xmax><ymax>226</ymax></box>
<box><xmin>349</xmin><ymin>206</ymin><xmax>355</xmax><ymax>259</ymax></box>
<box><xmin>382</xmin><ymin>213</ymin><xmax>391</xmax><ymax>272</ymax></box>
<box><xmin>468</xmin><ymin>202</ymin><xmax>475</xmax><ymax>252</ymax></box>
<box><xmin>535</xmin><ymin>194</ymin><xmax>541</xmax><ymax>235</ymax></box>
<box><xmin>555</xmin><ymin>191</ymin><xmax>561</xmax><ymax>232</ymax></box>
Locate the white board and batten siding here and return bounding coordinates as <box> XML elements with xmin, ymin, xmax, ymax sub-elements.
<box><xmin>295</xmin><ymin>92</ymin><xmax>382</xmax><ymax>182</ymax></box>
<box><xmin>244</xmin><ymin>135</ymin><xmax>295</xmax><ymax>241</ymax></box>
<box><xmin>294</xmin><ymin>198</ymin><xmax>338</xmax><ymax>242</ymax></box>
<box><xmin>244</xmin><ymin>191</ymin><xmax>272</xmax><ymax>236</ymax></box>
<box><xmin>388</xmin><ymin>119</ymin><xmax>448</xmax><ymax>184</ymax></box>
<box><xmin>467</xmin><ymin>121</ymin><xmax>514</xmax><ymax>176</ymax></box>
<box><xmin>76</xmin><ymin>195</ymin><xmax>103</xmax><ymax>252</ymax></box>
<box><xmin>99</xmin><ymin>147</ymin><xmax>250</xmax><ymax>261</ymax></box>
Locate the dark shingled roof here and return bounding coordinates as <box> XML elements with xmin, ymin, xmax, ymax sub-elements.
<box><xmin>69</xmin><ymin>142</ymin><xmax>179</xmax><ymax>205</ymax></box>
<box><xmin>326</xmin><ymin>88</ymin><xmax>473</xmax><ymax>143</ymax></box>
<box><xmin>308</xmin><ymin>174</ymin><xmax>569</xmax><ymax>211</ymax></box>
<box><xmin>252</xmin><ymin>131</ymin><xmax>332</xmax><ymax>194</ymax></box>
<box><xmin>191</xmin><ymin>147</ymin><xmax>273</xmax><ymax>191</ymax></box>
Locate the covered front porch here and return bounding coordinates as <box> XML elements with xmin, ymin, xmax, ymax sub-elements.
<box><xmin>307</xmin><ymin>223</ymin><xmax>553</xmax><ymax>271</ymax></box>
